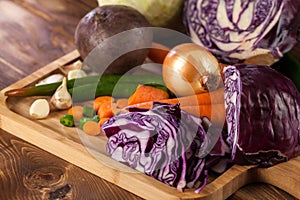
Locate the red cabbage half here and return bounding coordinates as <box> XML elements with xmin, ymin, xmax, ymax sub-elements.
<box><xmin>102</xmin><ymin>103</ymin><xmax>210</xmax><ymax>191</ymax></box>
<box><xmin>223</xmin><ymin>64</ymin><xmax>300</xmax><ymax>167</ymax></box>
<box><xmin>183</xmin><ymin>0</ymin><xmax>300</xmax><ymax>64</ymax></box>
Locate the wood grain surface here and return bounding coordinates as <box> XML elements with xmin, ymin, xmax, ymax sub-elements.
<box><xmin>0</xmin><ymin>0</ymin><xmax>298</xmax><ymax>199</ymax></box>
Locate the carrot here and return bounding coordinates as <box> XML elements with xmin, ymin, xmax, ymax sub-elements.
<box><xmin>82</xmin><ymin>121</ymin><xmax>101</xmax><ymax>136</ymax></box>
<box><xmin>129</xmin><ymin>87</ymin><xmax>225</xmax><ymax>109</ymax></box>
<box><xmin>67</xmin><ymin>106</ymin><xmax>84</xmax><ymax>121</ymax></box>
<box><xmin>97</xmin><ymin>102</ymin><xmax>114</xmax><ymax>118</ymax></box>
<box><xmin>147</xmin><ymin>42</ymin><xmax>170</xmax><ymax>64</ymax></box>
<box><xmin>116</xmin><ymin>98</ymin><xmax>128</xmax><ymax>109</ymax></box>
<box><xmin>180</xmin><ymin>103</ymin><xmax>226</xmax><ymax>126</ymax></box>
<box><xmin>99</xmin><ymin>117</ymin><xmax>110</xmax><ymax>127</ymax></box>
<box><xmin>128</xmin><ymin>101</ymin><xmax>225</xmax><ymax>125</ymax></box>
<box><xmin>128</xmin><ymin>84</ymin><xmax>169</xmax><ymax>105</ymax></box>
<box><xmin>93</xmin><ymin>96</ymin><xmax>114</xmax><ymax>111</ymax></box>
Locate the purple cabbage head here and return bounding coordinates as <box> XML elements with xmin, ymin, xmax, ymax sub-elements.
<box><xmin>183</xmin><ymin>0</ymin><xmax>300</xmax><ymax>64</ymax></box>
<box><xmin>102</xmin><ymin>102</ymin><xmax>210</xmax><ymax>192</ymax></box>
<box><xmin>223</xmin><ymin>64</ymin><xmax>300</xmax><ymax>167</ymax></box>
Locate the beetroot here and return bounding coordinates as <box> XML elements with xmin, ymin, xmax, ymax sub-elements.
<box><xmin>74</xmin><ymin>5</ymin><xmax>152</xmax><ymax>74</ymax></box>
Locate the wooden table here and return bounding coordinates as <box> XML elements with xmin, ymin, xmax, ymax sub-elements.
<box><xmin>0</xmin><ymin>1</ymin><xmax>297</xmax><ymax>199</ymax></box>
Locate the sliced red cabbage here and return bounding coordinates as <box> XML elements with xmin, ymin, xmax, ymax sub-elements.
<box><xmin>183</xmin><ymin>0</ymin><xmax>300</xmax><ymax>63</ymax></box>
<box><xmin>223</xmin><ymin>64</ymin><xmax>300</xmax><ymax>167</ymax></box>
<box><xmin>102</xmin><ymin>102</ymin><xmax>209</xmax><ymax>192</ymax></box>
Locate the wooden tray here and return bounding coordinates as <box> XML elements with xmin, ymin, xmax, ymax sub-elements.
<box><xmin>0</xmin><ymin>50</ymin><xmax>299</xmax><ymax>200</ymax></box>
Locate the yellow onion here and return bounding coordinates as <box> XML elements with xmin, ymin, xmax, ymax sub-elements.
<box><xmin>162</xmin><ymin>43</ymin><xmax>222</xmax><ymax>96</ymax></box>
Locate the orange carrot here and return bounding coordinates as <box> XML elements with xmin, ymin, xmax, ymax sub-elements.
<box><xmin>116</xmin><ymin>98</ymin><xmax>128</xmax><ymax>109</ymax></box>
<box><xmin>82</xmin><ymin>121</ymin><xmax>101</xmax><ymax>136</ymax></box>
<box><xmin>93</xmin><ymin>96</ymin><xmax>114</xmax><ymax>111</ymax></box>
<box><xmin>67</xmin><ymin>106</ymin><xmax>84</xmax><ymax>121</ymax></box>
<box><xmin>147</xmin><ymin>42</ymin><xmax>170</xmax><ymax>64</ymax></box>
<box><xmin>128</xmin><ymin>84</ymin><xmax>169</xmax><ymax>105</ymax></box>
<box><xmin>129</xmin><ymin>87</ymin><xmax>225</xmax><ymax>109</ymax></box>
<box><xmin>97</xmin><ymin>102</ymin><xmax>114</xmax><ymax>118</ymax></box>
<box><xmin>99</xmin><ymin>117</ymin><xmax>110</xmax><ymax>127</ymax></box>
<box><xmin>128</xmin><ymin>101</ymin><xmax>225</xmax><ymax>125</ymax></box>
<box><xmin>180</xmin><ymin>103</ymin><xmax>226</xmax><ymax>126</ymax></box>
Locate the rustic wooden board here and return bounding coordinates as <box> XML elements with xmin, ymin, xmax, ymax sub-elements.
<box><xmin>0</xmin><ymin>50</ymin><xmax>299</xmax><ymax>200</ymax></box>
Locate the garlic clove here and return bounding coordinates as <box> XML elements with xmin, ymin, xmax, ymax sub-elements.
<box><xmin>50</xmin><ymin>77</ymin><xmax>72</xmax><ymax>110</ymax></box>
<box><xmin>67</xmin><ymin>69</ymin><xmax>87</xmax><ymax>80</ymax></box>
<box><xmin>35</xmin><ymin>74</ymin><xmax>64</xmax><ymax>86</ymax></box>
<box><xmin>29</xmin><ymin>99</ymin><xmax>50</xmax><ymax>119</ymax></box>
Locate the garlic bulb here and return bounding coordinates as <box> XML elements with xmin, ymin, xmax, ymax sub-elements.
<box><xmin>50</xmin><ymin>77</ymin><xmax>72</xmax><ymax>109</ymax></box>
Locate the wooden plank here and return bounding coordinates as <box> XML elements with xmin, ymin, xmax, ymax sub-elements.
<box><xmin>1</xmin><ymin>52</ymin><xmax>300</xmax><ymax>200</ymax></box>
<box><xmin>0</xmin><ymin>129</ymin><xmax>143</xmax><ymax>200</ymax></box>
<box><xmin>0</xmin><ymin>0</ymin><xmax>97</xmax><ymax>87</ymax></box>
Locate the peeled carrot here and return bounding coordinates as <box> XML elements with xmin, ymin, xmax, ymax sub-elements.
<box><xmin>99</xmin><ymin>117</ymin><xmax>110</xmax><ymax>127</ymax></box>
<box><xmin>180</xmin><ymin>103</ymin><xmax>226</xmax><ymax>126</ymax></box>
<box><xmin>116</xmin><ymin>98</ymin><xmax>128</xmax><ymax>109</ymax></box>
<box><xmin>93</xmin><ymin>96</ymin><xmax>114</xmax><ymax>111</ymax></box>
<box><xmin>82</xmin><ymin>121</ymin><xmax>101</xmax><ymax>136</ymax></box>
<box><xmin>97</xmin><ymin>102</ymin><xmax>114</xmax><ymax>118</ymax></box>
<box><xmin>147</xmin><ymin>42</ymin><xmax>170</xmax><ymax>64</ymax></box>
<box><xmin>67</xmin><ymin>106</ymin><xmax>84</xmax><ymax>121</ymax></box>
<box><xmin>129</xmin><ymin>87</ymin><xmax>225</xmax><ymax>109</ymax></box>
<box><xmin>128</xmin><ymin>84</ymin><xmax>169</xmax><ymax>105</ymax></box>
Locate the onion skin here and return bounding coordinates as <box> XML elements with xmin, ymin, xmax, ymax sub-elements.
<box><xmin>162</xmin><ymin>43</ymin><xmax>222</xmax><ymax>96</ymax></box>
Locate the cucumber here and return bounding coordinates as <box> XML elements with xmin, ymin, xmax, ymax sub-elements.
<box><xmin>4</xmin><ymin>74</ymin><xmax>164</xmax><ymax>97</ymax></box>
<box><xmin>70</xmin><ymin>82</ymin><xmax>139</xmax><ymax>102</ymax></box>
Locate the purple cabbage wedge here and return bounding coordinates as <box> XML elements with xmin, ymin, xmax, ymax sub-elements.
<box><xmin>183</xmin><ymin>0</ymin><xmax>300</xmax><ymax>64</ymax></box>
<box><xmin>223</xmin><ymin>64</ymin><xmax>300</xmax><ymax>167</ymax></box>
<box><xmin>102</xmin><ymin>102</ymin><xmax>211</xmax><ymax>192</ymax></box>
